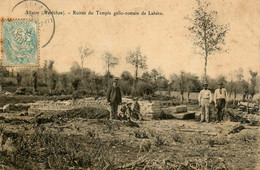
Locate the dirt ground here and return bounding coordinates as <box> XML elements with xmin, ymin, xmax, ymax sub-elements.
<box><xmin>0</xmin><ymin>108</ymin><xmax>259</xmax><ymax>169</ymax></box>
<box><xmin>0</xmin><ymin>95</ymin><xmax>259</xmax><ymax>169</ymax></box>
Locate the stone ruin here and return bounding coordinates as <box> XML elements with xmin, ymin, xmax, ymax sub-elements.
<box><xmin>27</xmin><ymin>97</ymin><xmax>195</xmax><ymax>120</ymax></box>
<box><xmin>28</xmin><ymin>98</ymin><xmax>110</xmax><ymax>115</ymax></box>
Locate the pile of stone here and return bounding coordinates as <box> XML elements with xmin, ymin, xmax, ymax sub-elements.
<box><xmin>227</xmin><ymin>108</ymin><xmax>260</xmax><ymax>126</ymax></box>
<box><xmin>26</xmin><ymin>97</ymin><xmax>196</xmax><ymax>120</ymax></box>
<box><xmin>162</xmin><ymin>105</ymin><xmax>195</xmax><ymax>120</ymax></box>
<box><xmin>237</xmin><ymin>101</ymin><xmax>259</xmax><ymax>114</ymax></box>
<box><xmin>28</xmin><ymin>97</ymin><xmax>110</xmax><ymax>115</ymax></box>
<box><xmin>120</xmin><ymin>100</ymin><xmax>195</xmax><ymax>120</ymax></box>
<box><xmin>0</xmin><ymin>104</ymin><xmax>10</xmax><ymax>113</ymax></box>
<box><xmin>120</xmin><ymin>99</ymin><xmax>176</xmax><ymax>118</ymax></box>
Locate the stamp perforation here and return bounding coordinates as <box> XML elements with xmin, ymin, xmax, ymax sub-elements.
<box><xmin>0</xmin><ymin>18</ymin><xmax>40</xmax><ymax>67</ymax></box>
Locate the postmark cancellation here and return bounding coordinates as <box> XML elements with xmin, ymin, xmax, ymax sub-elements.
<box><xmin>1</xmin><ymin>18</ymin><xmax>39</xmax><ymax>67</ymax></box>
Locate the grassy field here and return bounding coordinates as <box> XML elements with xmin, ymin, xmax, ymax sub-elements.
<box><xmin>0</xmin><ymin>105</ymin><xmax>259</xmax><ymax>169</ymax></box>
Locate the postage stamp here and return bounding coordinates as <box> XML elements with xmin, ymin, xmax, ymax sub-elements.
<box><xmin>1</xmin><ymin>19</ymin><xmax>39</xmax><ymax>67</ymax></box>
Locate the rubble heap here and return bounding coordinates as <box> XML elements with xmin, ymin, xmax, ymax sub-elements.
<box><xmin>237</xmin><ymin>101</ymin><xmax>259</xmax><ymax>114</ymax></box>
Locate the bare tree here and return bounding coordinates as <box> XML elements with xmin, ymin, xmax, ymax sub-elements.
<box><xmin>186</xmin><ymin>0</ymin><xmax>229</xmax><ymax>83</ymax></box>
<box><xmin>126</xmin><ymin>46</ymin><xmax>147</xmax><ymax>96</ymax></box>
<box><xmin>104</xmin><ymin>51</ymin><xmax>119</xmax><ymax>87</ymax></box>
<box><xmin>79</xmin><ymin>44</ymin><xmax>94</xmax><ymax>78</ymax></box>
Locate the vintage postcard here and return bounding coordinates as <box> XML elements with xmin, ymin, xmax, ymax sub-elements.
<box><xmin>0</xmin><ymin>0</ymin><xmax>259</xmax><ymax>169</ymax></box>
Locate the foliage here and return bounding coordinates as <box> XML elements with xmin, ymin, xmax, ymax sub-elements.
<box><xmin>186</xmin><ymin>0</ymin><xmax>229</xmax><ymax>82</ymax></box>
<box><xmin>249</xmin><ymin>70</ymin><xmax>258</xmax><ymax>97</ymax></box>
<box><xmin>141</xmin><ymin>69</ymin><xmax>168</xmax><ymax>93</ymax></box>
<box><xmin>104</xmin><ymin>51</ymin><xmax>119</xmax><ymax>87</ymax></box>
<box><xmin>0</xmin><ymin>58</ymin><xmax>258</xmax><ymax>99</ymax></box>
<box><xmin>126</xmin><ymin>46</ymin><xmax>148</xmax><ymax>96</ymax></box>
<box><xmin>126</xmin><ymin>46</ymin><xmax>147</xmax><ymax>73</ymax></box>
<box><xmin>16</xmin><ymin>72</ymin><xmax>22</xmax><ymax>88</ymax></box>
<box><xmin>79</xmin><ymin>44</ymin><xmax>94</xmax><ymax>77</ymax></box>
<box><xmin>60</xmin><ymin>74</ymin><xmax>69</xmax><ymax>89</ymax></box>
<box><xmin>71</xmin><ymin>79</ymin><xmax>81</xmax><ymax>91</ymax></box>
<box><xmin>119</xmin><ymin>71</ymin><xmax>154</xmax><ymax>96</ymax></box>
<box><xmin>154</xmin><ymin>135</ymin><xmax>165</xmax><ymax>147</ymax></box>
<box><xmin>32</xmin><ymin>71</ymin><xmax>38</xmax><ymax>92</ymax></box>
<box><xmin>135</xmin><ymin>80</ymin><xmax>154</xmax><ymax>96</ymax></box>
<box><xmin>119</xmin><ymin>71</ymin><xmax>134</xmax><ymax>95</ymax></box>
<box><xmin>170</xmin><ymin>71</ymin><xmax>200</xmax><ymax>101</ymax></box>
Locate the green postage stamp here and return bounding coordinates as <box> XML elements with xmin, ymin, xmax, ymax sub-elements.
<box><xmin>1</xmin><ymin>19</ymin><xmax>39</xmax><ymax>67</ymax></box>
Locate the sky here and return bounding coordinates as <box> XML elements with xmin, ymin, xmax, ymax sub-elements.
<box><xmin>1</xmin><ymin>0</ymin><xmax>259</xmax><ymax>80</ymax></box>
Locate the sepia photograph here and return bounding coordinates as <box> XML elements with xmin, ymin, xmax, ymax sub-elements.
<box><xmin>0</xmin><ymin>0</ymin><xmax>259</xmax><ymax>169</ymax></box>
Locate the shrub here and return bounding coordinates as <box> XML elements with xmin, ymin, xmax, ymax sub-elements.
<box><xmin>208</xmin><ymin>139</ymin><xmax>215</xmax><ymax>147</ymax></box>
<box><xmin>172</xmin><ymin>129</ymin><xmax>183</xmax><ymax>143</ymax></box>
<box><xmin>134</xmin><ymin>130</ymin><xmax>149</xmax><ymax>139</ymax></box>
<box><xmin>154</xmin><ymin>136</ymin><xmax>165</xmax><ymax>147</ymax></box>
<box><xmin>139</xmin><ymin>141</ymin><xmax>151</xmax><ymax>152</ymax></box>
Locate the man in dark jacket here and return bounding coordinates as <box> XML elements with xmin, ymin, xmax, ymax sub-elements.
<box><xmin>107</xmin><ymin>78</ymin><xmax>122</xmax><ymax>120</ymax></box>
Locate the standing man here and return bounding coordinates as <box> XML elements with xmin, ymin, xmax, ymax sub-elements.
<box><xmin>214</xmin><ymin>82</ymin><xmax>228</xmax><ymax>122</ymax></box>
<box><xmin>198</xmin><ymin>83</ymin><xmax>212</xmax><ymax>122</ymax></box>
<box><xmin>107</xmin><ymin>78</ymin><xmax>122</xmax><ymax>120</ymax></box>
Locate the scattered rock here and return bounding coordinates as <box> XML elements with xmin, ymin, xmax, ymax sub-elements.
<box><xmin>134</xmin><ymin>130</ymin><xmax>149</xmax><ymax>139</ymax></box>
<box><xmin>124</xmin><ymin>120</ymin><xmax>139</xmax><ymax>128</ymax></box>
<box><xmin>228</xmin><ymin>124</ymin><xmax>245</xmax><ymax>134</ymax></box>
<box><xmin>0</xmin><ymin>104</ymin><xmax>10</xmax><ymax>113</ymax></box>
<box><xmin>172</xmin><ymin>111</ymin><xmax>196</xmax><ymax>120</ymax></box>
<box><xmin>19</xmin><ymin>111</ymin><xmax>28</xmax><ymax>116</ymax></box>
<box><xmin>152</xmin><ymin>111</ymin><xmax>174</xmax><ymax>120</ymax></box>
<box><xmin>36</xmin><ymin>116</ymin><xmax>54</xmax><ymax>125</ymax></box>
<box><xmin>163</xmin><ymin>105</ymin><xmax>187</xmax><ymax>114</ymax></box>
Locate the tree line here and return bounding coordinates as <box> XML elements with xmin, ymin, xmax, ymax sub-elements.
<box><xmin>0</xmin><ymin>57</ymin><xmax>258</xmax><ymax>102</ymax></box>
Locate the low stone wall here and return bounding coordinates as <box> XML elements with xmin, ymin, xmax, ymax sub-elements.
<box><xmin>28</xmin><ymin>97</ymin><xmax>110</xmax><ymax>114</ymax></box>
<box><xmin>27</xmin><ymin>98</ymin><xmax>181</xmax><ymax>116</ymax></box>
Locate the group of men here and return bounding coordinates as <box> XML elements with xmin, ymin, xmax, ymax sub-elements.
<box><xmin>198</xmin><ymin>82</ymin><xmax>228</xmax><ymax>123</ymax></box>
<box><xmin>107</xmin><ymin>77</ymin><xmax>228</xmax><ymax>123</ymax></box>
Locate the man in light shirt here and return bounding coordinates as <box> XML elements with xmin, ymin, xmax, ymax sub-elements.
<box><xmin>214</xmin><ymin>82</ymin><xmax>228</xmax><ymax>122</ymax></box>
<box><xmin>198</xmin><ymin>83</ymin><xmax>212</xmax><ymax>122</ymax></box>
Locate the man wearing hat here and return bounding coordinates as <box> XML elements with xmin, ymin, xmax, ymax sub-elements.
<box><xmin>214</xmin><ymin>82</ymin><xmax>228</xmax><ymax>122</ymax></box>
<box><xmin>198</xmin><ymin>83</ymin><xmax>212</xmax><ymax>122</ymax></box>
<box><xmin>107</xmin><ymin>78</ymin><xmax>122</xmax><ymax>120</ymax></box>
